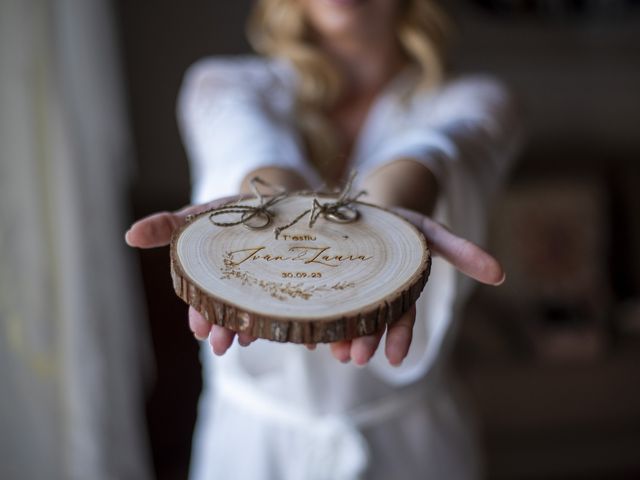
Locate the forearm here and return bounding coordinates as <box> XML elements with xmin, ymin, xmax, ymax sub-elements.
<box><xmin>240</xmin><ymin>161</ymin><xmax>438</xmax><ymax>216</ymax></box>
<box><xmin>361</xmin><ymin>158</ymin><xmax>439</xmax><ymax>216</ymax></box>
<box><xmin>240</xmin><ymin>166</ymin><xmax>309</xmax><ymax>194</ymax></box>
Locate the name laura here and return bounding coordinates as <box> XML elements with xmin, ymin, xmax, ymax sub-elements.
<box><xmin>227</xmin><ymin>246</ymin><xmax>372</xmax><ymax>268</ymax></box>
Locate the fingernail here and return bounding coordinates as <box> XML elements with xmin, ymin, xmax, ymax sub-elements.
<box><xmin>495</xmin><ymin>272</ymin><xmax>507</xmax><ymax>286</ymax></box>
<box><xmin>355</xmin><ymin>357</ymin><xmax>371</xmax><ymax>367</ymax></box>
<box><xmin>212</xmin><ymin>345</ymin><xmax>228</xmax><ymax>356</ymax></box>
<box><xmin>386</xmin><ymin>344</ymin><xmax>403</xmax><ymax>365</ymax></box>
<box><xmin>194</xmin><ymin>332</ymin><xmax>208</xmax><ymax>341</ymax></box>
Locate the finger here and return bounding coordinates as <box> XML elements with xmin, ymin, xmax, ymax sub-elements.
<box><xmin>189</xmin><ymin>307</ymin><xmax>212</xmax><ymax>341</ymax></box>
<box><xmin>330</xmin><ymin>340</ymin><xmax>352</xmax><ymax>363</ymax></box>
<box><xmin>385</xmin><ymin>306</ymin><xmax>416</xmax><ymax>366</ymax></box>
<box><xmin>350</xmin><ymin>328</ymin><xmax>385</xmax><ymax>366</ymax></box>
<box><xmin>237</xmin><ymin>332</ymin><xmax>257</xmax><ymax>347</ymax></box>
<box><xmin>125</xmin><ymin>195</ymin><xmax>239</xmax><ymax>249</ymax></box>
<box><xmin>125</xmin><ymin>211</ymin><xmax>185</xmax><ymax>248</ymax></box>
<box><xmin>394</xmin><ymin>208</ymin><xmax>505</xmax><ymax>286</ymax></box>
<box><xmin>209</xmin><ymin>324</ymin><xmax>236</xmax><ymax>355</ymax></box>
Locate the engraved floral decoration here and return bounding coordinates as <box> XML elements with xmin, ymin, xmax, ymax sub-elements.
<box><xmin>220</xmin><ymin>253</ymin><xmax>354</xmax><ymax>301</ymax></box>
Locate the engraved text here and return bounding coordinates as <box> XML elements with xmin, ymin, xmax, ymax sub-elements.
<box><xmin>227</xmin><ymin>246</ymin><xmax>372</xmax><ymax>268</ymax></box>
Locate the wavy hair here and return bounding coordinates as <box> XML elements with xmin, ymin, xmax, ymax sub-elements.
<box><xmin>247</xmin><ymin>0</ymin><xmax>452</xmax><ymax>178</ymax></box>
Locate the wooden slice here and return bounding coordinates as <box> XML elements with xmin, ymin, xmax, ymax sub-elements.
<box><xmin>170</xmin><ymin>194</ymin><xmax>431</xmax><ymax>343</ymax></box>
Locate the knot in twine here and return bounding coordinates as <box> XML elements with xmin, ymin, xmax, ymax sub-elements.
<box><xmin>206</xmin><ymin>172</ymin><xmax>366</xmax><ymax>239</ymax></box>
<box><xmin>208</xmin><ymin>177</ymin><xmax>287</xmax><ymax>229</ymax></box>
<box><xmin>273</xmin><ymin>172</ymin><xmax>366</xmax><ymax>239</ymax></box>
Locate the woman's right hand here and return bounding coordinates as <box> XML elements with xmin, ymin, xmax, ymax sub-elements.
<box><xmin>126</xmin><ymin>168</ymin><xmax>311</xmax><ymax>353</ymax></box>
<box><xmin>125</xmin><ymin>196</ymin><xmax>258</xmax><ymax>353</ymax></box>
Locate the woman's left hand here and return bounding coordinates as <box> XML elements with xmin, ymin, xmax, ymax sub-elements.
<box><xmin>325</xmin><ymin>159</ymin><xmax>505</xmax><ymax>366</ymax></box>
<box><xmin>327</xmin><ymin>206</ymin><xmax>505</xmax><ymax>366</ymax></box>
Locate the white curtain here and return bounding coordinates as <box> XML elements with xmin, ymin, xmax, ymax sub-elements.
<box><xmin>0</xmin><ymin>0</ymin><xmax>152</xmax><ymax>479</ymax></box>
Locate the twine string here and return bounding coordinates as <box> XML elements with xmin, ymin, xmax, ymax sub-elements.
<box><xmin>208</xmin><ymin>177</ymin><xmax>287</xmax><ymax>227</ymax></box>
<box><xmin>206</xmin><ymin>172</ymin><xmax>366</xmax><ymax>238</ymax></box>
<box><xmin>274</xmin><ymin>172</ymin><xmax>366</xmax><ymax>239</ymax></box>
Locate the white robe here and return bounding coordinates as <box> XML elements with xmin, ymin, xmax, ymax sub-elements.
<box><xmin>177</xmin><ymin>56</ymin><xmax>521</xmax><ymax>480</ymax></box>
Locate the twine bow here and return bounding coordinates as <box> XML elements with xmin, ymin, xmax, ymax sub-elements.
<box><xmin>208</xmin><ymin>177</ymin><xmax>287</xmax><ymax>229</ymax></box>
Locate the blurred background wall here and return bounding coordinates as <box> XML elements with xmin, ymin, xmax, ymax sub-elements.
<box><xmin>112</xmin><ymin>0</ymin><xmax>640</xmax><ymax>479</ymax></box>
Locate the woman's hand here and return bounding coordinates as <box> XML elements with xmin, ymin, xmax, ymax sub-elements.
<box><xmin>332</xmin><ymin>159</ymin><xmax>502</xmax><ymax>366</ymax></box>
<box><xmin>125</xmin><ymin>199</ymin><xmax>504</xmax><ymax>365</ymax></box>
<box><xmin>125</xmin><ymin>196</ymin><xmax>259</xmax><ymax>352</ymax></box>
<box><xmin>328</xmin><ymin>206</ymin><xmax>505</xmax><ymax>366</ymax></box>
<box><xmin>125</xmin><ymin>197</ymin><xmax>238</xmax><ymax>248</ymax></box>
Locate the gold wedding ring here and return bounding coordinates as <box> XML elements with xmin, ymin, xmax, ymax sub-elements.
<box><xmin>324</xmin><ymin>206</ymin><xmax>359</xmax><ymax>224</ymax></box>
<box><xmin>241</xmin><ymin>210</ymin><xmax>272</xmax><ymax>230</ymax></box>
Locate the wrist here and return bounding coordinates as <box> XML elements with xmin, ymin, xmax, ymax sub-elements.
<box><xmin>361</xmin><ymin>158</ymin><xmax>439</xmax><ymax>216</ymax></box>
<box><xmin>240</xmin><ymin>166</ymin><xmax>309</xmax><ymax>194</ymax></box>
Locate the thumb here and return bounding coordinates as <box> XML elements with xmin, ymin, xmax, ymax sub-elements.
<box><xmin>125</xmin><ymin>195</ymin><xmax>239</xmax><ymax>249</ymax></box>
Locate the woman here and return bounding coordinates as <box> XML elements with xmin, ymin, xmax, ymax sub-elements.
<box><xmin>127</xmin><ymin>0</ymin><xmax>521</xmax><ymax>478</ymax></box>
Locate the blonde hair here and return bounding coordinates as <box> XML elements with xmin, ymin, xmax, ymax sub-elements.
<box><xmin>247</xmin><ymin>0</ymin><xmax>451</xmax><ymax>178</ymax></box>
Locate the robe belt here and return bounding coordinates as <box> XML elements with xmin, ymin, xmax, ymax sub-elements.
<box><xmin>215</xmin><ymin>370</ymin><xmax>434</xmax><ymax>480</ymax></box>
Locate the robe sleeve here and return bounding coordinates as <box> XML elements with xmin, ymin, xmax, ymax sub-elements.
<box><xmin>367</xmin><ymin>76</ymin><xmax>524</xmax><ymax>385</ymax></box>
<box><xmin>363</xmin><ymin>76</ymin><xmax>522</xmax><ymax>242</ymax></box>
<box><xmin>177</xmin><ymin>58</ymin><xmax>315</xmax><ymax>204</ymax></box>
